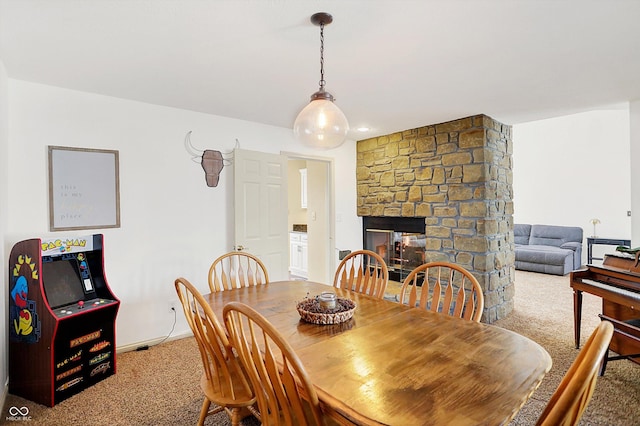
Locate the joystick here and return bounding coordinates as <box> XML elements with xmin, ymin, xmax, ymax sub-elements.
<box><xmin>78</xmin><ymin>300</ymin><xmax>84</xmax><ymax>309</ymax></box>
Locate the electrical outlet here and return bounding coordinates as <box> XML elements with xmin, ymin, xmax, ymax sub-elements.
<box><xmin>168</xmin><ymin>300</ymin><xmax>178</xmax><ymax>314</ymax></box>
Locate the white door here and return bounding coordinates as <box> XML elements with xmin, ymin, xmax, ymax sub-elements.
<box><xmin>234</xmin><ymin>148</ymin><xmax>289</xmax><ymax>280</ymax></box>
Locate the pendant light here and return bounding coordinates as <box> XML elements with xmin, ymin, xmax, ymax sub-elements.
<box><xmin>293</xmin><ymin>12</ymin><xmax>349</xmax><ymax>149</ymax></box>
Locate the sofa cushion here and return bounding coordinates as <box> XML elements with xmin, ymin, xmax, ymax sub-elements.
<box><xmin>529</xmin><ymin>224</ymin><xmax>583</xmax><ymax>248</ymax></box>
<box><xmin>514</xmin><ymin>224</ymin><xmax>532</xmax><ymax>245</ymax></box>
<box><xmin>515</xmin><ymin>245</ymin><xmax>574</xmax><ymax>266</ymax></box>
<box><xmin>514</xmin><ymin>259</ymin><xmax>572</xmax><ymax>276</ymax></box>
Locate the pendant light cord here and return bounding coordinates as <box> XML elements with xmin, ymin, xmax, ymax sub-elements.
<box><xmin>319</xmin><ymin>22</ymin><xmax>326</xmax><ymax>90</ymax></box>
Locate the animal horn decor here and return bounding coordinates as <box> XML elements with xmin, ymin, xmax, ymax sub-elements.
<box><xmin>184</xmin><ymin>131</ymin><xmax>225</xmax><ymax>187</ymax></box>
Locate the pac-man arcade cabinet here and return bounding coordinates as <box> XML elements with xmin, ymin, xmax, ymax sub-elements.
<box><xmin>8</xmin><ymin>234</ymin><xmax>120</xmax><ymax>406</ymax></box>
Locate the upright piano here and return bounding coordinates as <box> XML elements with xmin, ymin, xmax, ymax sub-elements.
<box><xmin>570</xmin><ymin>251</ymin><xmax>640</xmax><ymax>373</ymax></box>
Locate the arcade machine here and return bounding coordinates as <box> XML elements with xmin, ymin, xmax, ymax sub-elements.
<box><xmin>8</xmin><ymin>234</ymin><xmax>120</xmax><ymax>406</ymax></box>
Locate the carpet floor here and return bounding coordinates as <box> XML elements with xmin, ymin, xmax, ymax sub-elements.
<box><xmin>2</xmin><ymin>270</ymin><xmax>638</xmax><ymax>425</ymax></box>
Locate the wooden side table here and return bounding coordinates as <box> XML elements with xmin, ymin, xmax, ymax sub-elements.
<box><xmin>587</xmin><ymin>237</ymin><xmax>631</xmax><ymax>264</ymax></box>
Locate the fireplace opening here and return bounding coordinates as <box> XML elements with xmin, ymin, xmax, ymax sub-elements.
<box><xmin>363</xmin><ymin>217</ymin><xmax>426</xmax><ymax>282</ymax></box>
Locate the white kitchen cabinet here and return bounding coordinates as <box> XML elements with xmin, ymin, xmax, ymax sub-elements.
<box><xmin>289</xmin><ymin>232</ymin><xmax>308</xmax><ymax>278</ymax></box>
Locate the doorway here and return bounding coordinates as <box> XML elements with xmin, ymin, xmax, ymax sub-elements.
<box><xmin>286</xmin><ymin>155</ymin><xmax>334</xmax><ymax>284</ymax></box>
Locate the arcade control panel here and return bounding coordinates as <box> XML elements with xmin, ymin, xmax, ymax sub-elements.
<box><xmin>53</xmin><ymin>298</ymin><xmax>117</xmax><ymax>318</ymax></box>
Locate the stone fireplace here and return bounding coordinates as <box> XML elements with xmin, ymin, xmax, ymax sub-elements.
<box><xmin>357</xmin><ymin>114</ymin><xmax>514</xmax><ymax>323</ymax></box>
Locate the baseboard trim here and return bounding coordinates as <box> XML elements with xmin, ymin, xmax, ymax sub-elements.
<box><xmin>116</xmin><ymin>331</ymin><xmax>193</xmax><ymax>354</ymax></box>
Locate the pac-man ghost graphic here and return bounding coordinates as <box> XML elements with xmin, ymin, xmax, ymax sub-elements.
<box><xmin>11</xmin><ymin>275</ymin><xmax>28</xmax><ymax>309</ymax></box>
<box><xmin>9</xmin><ymin>261</ymin><xmax>41</xmax><ymax>343</ymax></box>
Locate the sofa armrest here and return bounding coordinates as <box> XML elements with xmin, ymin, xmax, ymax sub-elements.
<box><xmin>560</xmin><ymin>242</ymin><xmax>581</xmax><ymax>251</ymax></box>
<box><xmin>561</xmin><ymin>242</ymin><xmax>583</xmax><ymax>269</ymax></box>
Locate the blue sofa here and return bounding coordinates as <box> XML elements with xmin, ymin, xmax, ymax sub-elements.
<box><xmin>514</xmin><ymin>224</ymin><xmax>583</xmax><ymax>275</ymax></box>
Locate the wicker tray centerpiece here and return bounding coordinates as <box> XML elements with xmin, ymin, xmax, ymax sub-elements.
<box><xmin>296</xmin><ymin>292</ymin><xmax>356</xmax><ymax>325</ymax></box>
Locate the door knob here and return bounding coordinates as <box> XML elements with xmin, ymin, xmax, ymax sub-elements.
<box><xmin>235</xmin><ymin>245</ymin><xmax>245</xmax><ymax>251</ymax></box>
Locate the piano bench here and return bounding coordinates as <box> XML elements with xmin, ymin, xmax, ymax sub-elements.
<box><xmin>598</xmin><ymin>314</ymin><xmax>640</xmax><ymax>375</ymax></box>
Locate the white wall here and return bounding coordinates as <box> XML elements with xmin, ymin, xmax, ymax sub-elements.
<box><xmin>306</xmin><ymin>160</ymin><xmax>330</xmax><ymax>283</ymax></box>
<box><xmin>334</xmin><ymin>152</ymin><xmax>363</xmax><ymax>254</ymax></box>
<box><xmin>513</xmin><ymin>108</ymin><xmax>632</xmax><ymax>262</ymax></box>
<box><xmin>0</xmin><ymin>59</ymin><xmax>9</xmax><ymax>407</ymax></box>
<box><xmin>630</xmin><ymin>100</ymin><xmax>640</xmax><ymax>245</ymax></box>
<box><xmin>4</xmin><ymin>80</ymin><xmax>361</xmax><ymax>349</ymax></box>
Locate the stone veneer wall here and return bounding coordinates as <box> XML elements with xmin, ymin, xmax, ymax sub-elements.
<box><xmin>356</xmin><ymin>114</ymin><xmax>514</xmax><ymax>322</ymax></box>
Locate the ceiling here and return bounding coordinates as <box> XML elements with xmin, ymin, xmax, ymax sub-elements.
<box><xmin>1</xmin><ymin>0</ymin><xmax>639</xmax><ymax>140</ymax></box>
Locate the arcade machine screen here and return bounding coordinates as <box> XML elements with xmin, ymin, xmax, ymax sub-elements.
<box><xmin>42</xmin><ymin>256</ymin><xmax>94</xmax><ymax>312</ymax></box>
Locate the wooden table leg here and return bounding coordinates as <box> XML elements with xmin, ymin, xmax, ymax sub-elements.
<box><xmin>573</xmin><ymin>289</ymin><xmax>583</xmax><ymax>349</ymax></box>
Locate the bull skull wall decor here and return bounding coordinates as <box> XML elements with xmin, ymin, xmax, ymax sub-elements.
<box><xmin>201</xmin><ymin>149</ymin><xmax>224</xmax><ymax>187</ymax></box>
<box><xmin>184</xmin><ymin>131</ymin><xmax>226</xmax><ymax>187</ymax></box>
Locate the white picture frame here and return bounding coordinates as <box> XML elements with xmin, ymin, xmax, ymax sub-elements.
<box><xmin>48</xmin><ymin>146</ymin><xmax>121</xmax><ymax>231</ymax></box>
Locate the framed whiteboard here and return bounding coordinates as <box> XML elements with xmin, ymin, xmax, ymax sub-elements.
<box><xmin>48</xmin><ymin>146</ymin><xmax>120</xmax><ymax>231</ymax></box>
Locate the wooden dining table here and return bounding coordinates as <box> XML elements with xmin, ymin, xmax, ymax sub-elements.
<box><xmin>204</xmin><ymin>280</ymin><xmax>552</xmax><ymax>426</ymax></box>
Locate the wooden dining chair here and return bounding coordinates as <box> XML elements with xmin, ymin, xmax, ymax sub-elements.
<box><xmin>536</xmin><ymin>321</ymin><xmax>614</xmax><ymax>426</ymax></box>
<box><xmin>399</xmin><ymin>261</ymin><xmax>484</xmax><ymax>322</ymax></box>
<box><xmin>333</xmin><ymin>249</ymin><xmax>389</xmax><ymax>299</ymax></box>
<box><xmin>174</xmin><ymin>278</ymin><xmax>259</xmax><ymax>426</ymax></box>
<box><xmin>208</xmin><ymin>251</ymin><xmax>269</xmax><ymax>293</ymax></box>
<box><xmin>223</xmin><ymin>301</ymin><xmax>326</xmax><ymax>426</ymax></box>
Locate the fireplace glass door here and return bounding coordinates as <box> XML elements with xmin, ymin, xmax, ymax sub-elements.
<box><xmin>365</xmin><ymin>229</ymin><xmax>426</xmax><ymax>281</ymax></box>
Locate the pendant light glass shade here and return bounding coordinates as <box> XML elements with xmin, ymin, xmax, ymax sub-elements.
<box><xmin>294</xmin><ymin>91</ymin><xmax>349</xmax><ymax>150</ymax></box>
<box><xmin>294</xmin><ymin>12</ymin><xmax>349</xmax><ymax>149</ymax></box>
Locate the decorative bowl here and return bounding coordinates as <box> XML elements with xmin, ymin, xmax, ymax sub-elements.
<box><xmin>296</xmin><ymin>297</ymin><xmax>356</xmax><ymax>325</ymax></box>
